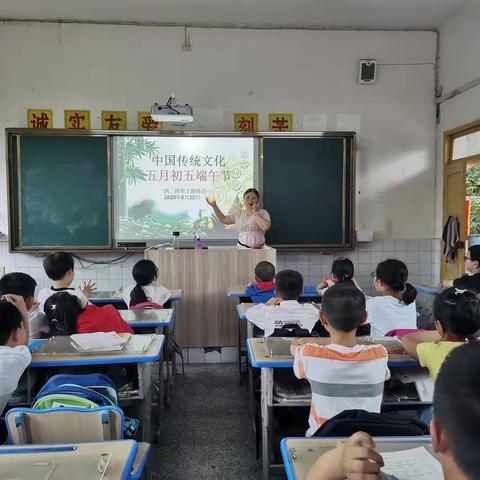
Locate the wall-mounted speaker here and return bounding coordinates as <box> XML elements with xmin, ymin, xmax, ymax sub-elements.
<box><xmin>358</xmin><ymin>59</ymin><xmax>377</xmax><ymax>84</ymax></box>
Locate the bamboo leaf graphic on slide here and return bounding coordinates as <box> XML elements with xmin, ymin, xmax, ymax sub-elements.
<box><xmin>117</xmin><ymin>136</ymin><xmax>159</xmax><ymax>185</ymax></box>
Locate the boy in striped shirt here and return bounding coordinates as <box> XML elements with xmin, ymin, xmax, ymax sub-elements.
<box><xmin>291</xmin><ymin>284</ymin><xmax>390</xmax><ymax>436</ymax></box>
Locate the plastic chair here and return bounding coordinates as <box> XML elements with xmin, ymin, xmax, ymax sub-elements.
<box><xmin>6</xmin><ymin>406</ymin><xmax>124</xmax><ymax>444</ymax></box>
<box><xmin>129</xmin><ymin>301</ymin><xmax>164</xmax><ymax>310</ymax></box>
<box><xmin>5</xmin><ymin>407</ymin><xmax>149</xmax><ymax>480</ymax></box>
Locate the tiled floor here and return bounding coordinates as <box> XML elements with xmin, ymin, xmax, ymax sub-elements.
<box><xmin>149</xmin><ymin>364</ymin><xmax>283</xmax><ymax>480</ymax></box>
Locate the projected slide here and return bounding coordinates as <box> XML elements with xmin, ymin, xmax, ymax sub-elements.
<box><xmin>113</xmin><ymin>136</ymin><xmax>257</xmax><ymax>241</ymax></box>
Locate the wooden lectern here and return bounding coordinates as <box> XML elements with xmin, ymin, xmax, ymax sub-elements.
<box><xmin>146</xmin><ymin>247</ymin><xmax>276</xmax><ymax>347</ymax></box>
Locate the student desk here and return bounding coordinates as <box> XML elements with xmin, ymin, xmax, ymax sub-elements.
<box><xmin>91</xmin><ymin>289</ymin><xmax>184</xmax><ymax>307</ymax></box>
<box><xmin>119</xmin><ymin>309</ymin><xmax>175</xmax><ymax>407</ymax></box>
<box><xmin>281</xmin><ymin>436</ymin><xmax>434</xmax><ymax>480</ymax></box>
<box><xmin>247</xmin><ymin>337</ymin><xmax>420</xmax><ymax>480</ymax></box>
<box><xmin>0</xmin><ymin>440</ymin><xmax>149</xmax><ymax>480</ymax></box>
<box><xmin>120</xmin><ymin>308</ymin><xmax>174</xmax><ymax>329</ymax></box>
<box><xmin>28</xmin><ymin>334</ymin><xmax>165</xmax><ymax>443</ymax></box>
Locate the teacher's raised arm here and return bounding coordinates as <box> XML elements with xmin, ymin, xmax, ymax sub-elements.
<box><xmin>207</xmin><ymin>188</ymin><xmax>271</xmax><ymax>249</ymax></box>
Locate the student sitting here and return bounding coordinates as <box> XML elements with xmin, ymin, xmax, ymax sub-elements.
<box><xmin>123</xmin><ymin>259</ymin><xmax>170</xmax><ymax>308</ymax></box>
<box><xmin>291</xmin><ymin>285</ymin><xmax>389</xmax><ymax>436</ymax></box>
<box><xmin>367</xmin><ymin>259</ymin><xmax>417</xmax><ymax>336</ymax></box>
<box><xmin>305</xmin><ymin>342</ymin><xmax>480</xmax><ymax>480</ymax></box>
<box><xmin>245</xmin><ymin>270</ymin><xmax>318</xmax><ymax>337</ymax></box>
<box><xmin>37</xmin><ymin>252</ymin><xmax>96</xmax><ymax>311</ymax></box>
<box><xmin>245</xmin><ymin>261</ymin><xmax>276</xmax><ymax>303</ymax></box>
<box><xmin>0</xmin><ymin>272</ymin><xmax>47</xmax><ymax>339</ymax></box>
<box><xmin>401</xmin><ymin>288</ymin><xmax>480</xmax><ymax>381</ymax></box>
<box><xmin>316</xmin><ymin>257</ymin><xmax>359</xmax><ymax>295</ymax></box>
<box><xmin>448</xmin><ymin>245</ymin><xmax>480</xmax><ymax>293</ymax></box>
<box><xmin>0</xmin><ymin>295</ymin><xmax>31</xmax><ymax>415</ymax></box>
<box><xmin>44</xmin><ymin>292</ymin><xmax>133</xmax><ymax>335</ymax></box>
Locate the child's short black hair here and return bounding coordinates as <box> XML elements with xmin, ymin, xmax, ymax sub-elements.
<box><xmin>0</xmin><ymin>272</ymin><xmax>37</xmax><ymax>299</ymax></box>
<box><xmin>469</xmin><ymin>245</ymin><xmax>480</xmax><ymax>264</ymax></box>
<box><xmin>0</xmin><ymin>299</ymin><xmax>23</xmax><ymax>345</ymax></box>
<box><xmin>255</xmin><ymin>261</ymin><xmax>275</xmax><ymax>282</ymax></box>
<box><xmin>43</xmin><ymin>252</ymin><xmax>75</xmax><ymax>281</ymax></box>
<box><xmin>275</xmin><ymin>270</ymin><xmax>303</xmax><ymax>301</ymax></box>
<box><xmin>433</xmin><ymin>287</ymin><xmax>480</xmax><ymax>340</ymax></box>
<box><xmin>331</xmin><ymin>257</ymin><xmax>354</xmax><ymax>284</ymax></box>
<box><xmin>322</xmin><ymin>284</ymin><xmax>366</xmax><ymax>332</ymax></box>
<box><xmin>434</xmin><ymin>342</ymin><xmax>480</xmax><ymax>478</ymax></box>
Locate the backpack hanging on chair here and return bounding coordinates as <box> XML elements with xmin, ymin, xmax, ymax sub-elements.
<box><xmin>33</xmin><ymin>374</ymin><xmax>138</xmax><ymax>437</ymax></box>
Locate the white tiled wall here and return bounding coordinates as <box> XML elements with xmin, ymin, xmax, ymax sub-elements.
<box><xmin>277</xmin><ymin>239</ymin><xmax>441</xmax><ymax>296</ymax></box>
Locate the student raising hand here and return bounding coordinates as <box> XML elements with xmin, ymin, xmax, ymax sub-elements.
<box><xmin>306</xmin><ymin>432</ymin><xmax>384</xmax><ymax>480</ymax></box>
<box><xmin>80</xmin><ymin>280</ymin><xmax>97</xmax><ymax>298</ymax></box>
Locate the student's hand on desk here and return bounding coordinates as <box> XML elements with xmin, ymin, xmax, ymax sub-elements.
<box><xmin>442</xmin><ymin>279</ymin><xmax>454</xmax><ymax>288</ymax></box>
<box><xmin>265</xmin><ymin>297</ymin><xmax>281</xmax><ymax>306</ymax></box>
<box><xmin>340</xmin><ymin>432</ymin><xmax>384</xmax><ymax>480</ymax></box>
<box><xmin>1</xmin><ymin>294</ymin><xmax>28</xmax><ymax>321</ymax></box>
<box><xmin>385</xmin><ymin>343</ymin><xmax>405</xmax><ymax>355</ymax></box>
<box><xmin>81</xmin><ymin>280</ymin><xmax>97</xmax><ymax>298</ymax></box>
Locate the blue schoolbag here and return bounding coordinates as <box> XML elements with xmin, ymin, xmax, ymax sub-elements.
<box><xmin>33</xmin><ymin>374</ymin><xmax>118</xmax><ymax>409</ymax></box>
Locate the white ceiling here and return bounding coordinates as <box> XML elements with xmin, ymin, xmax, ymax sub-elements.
<box><xmin>0</xmin><ymin>0</ymin><xmax>472</xmax><ymax>29</ymax></box>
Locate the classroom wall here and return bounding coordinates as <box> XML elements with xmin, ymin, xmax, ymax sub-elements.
<box><xmin>436</xmin><ymin>0</ymin><xmax>480</xmax><ymax>236</ymax></box>
<box><xmin>0</xmin><ymin>23</ymin><xmax>439</xmax><ymax>298</ymax></box>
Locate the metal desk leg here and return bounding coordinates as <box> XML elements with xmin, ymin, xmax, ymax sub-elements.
<box><xmin>138</xmin><ymin>362</ymin><xmax>152</xmax><ymax>442</ymax></box>
<box><xmin>238</xmin><ymin>315</ymin><xmax>243</xmax><ymax>374</ymax></box>
<box><xmin>261</xmin><ymin>367</ymin><xmax>274</xmax><ymax>480</ymax></box>
<box><xmin>161</xmin><ymin>326</ymin><xmax>171</xmax><ymax>408</ymax></box>
<box><xmin>156</xmin><ymin>354</ymin><xmax>164</xmax><ymax>440</ymax></box>
<box><xmin>247</xmin><ymin>320</ymin><xmax>254</xmax><ymax>340</ymax></box>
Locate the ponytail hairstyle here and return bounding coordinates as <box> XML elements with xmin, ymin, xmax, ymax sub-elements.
<box><xmin>130</xmin><ymin>259</ymin><xmax>159</xmax><ymax>307</ymax></box>
<box><xmin>44</xmin><ymin>292</ymin><xmax>85</xmax><ymax>336</ymax></box>
<box><xmin>331</xmin><ymin>257</ymin><xmax>355</xmax><ymax>285</ymax></box>
<box><xmin>375</xmin><ymin>259</ymin><xmax>417</xmax><ymax>305</ymax></box>
<box><xmin>433</xmin><ymin>288</ymin><xmax>480</xmax><ymax>341</ymax></box>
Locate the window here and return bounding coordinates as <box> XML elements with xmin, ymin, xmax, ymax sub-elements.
<box><xmin>452</xmin><ymin>130</ymin><xmax>480</xmax><ymax>160</ymax></box>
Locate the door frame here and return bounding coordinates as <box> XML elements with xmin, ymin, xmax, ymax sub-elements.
<box><xmin>442</xmin><ymin>119</ymin><xmax>480</xmax><ymax>281</ymax></box>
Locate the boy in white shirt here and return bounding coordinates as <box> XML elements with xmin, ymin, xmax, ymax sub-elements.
<box><xmin>245</xmin><ymin>270</ymin><xmax>319</xmax><ymax>337</ymax></box>
<box><xmin>291</xmin><ymin>284</ymin><xmax>389</xmax><ymax>436</ymax></box>
<box><xmin>37</xmin><ymin>252</ymin><xmax>95</xmax><ymax>312</ymax></box>
<box><xmin>0</xmin><ymin>295</ymin><xmax>31</xmax><ymax>415</ymax></box>
<box><xmin>0</xmin><ymin>272</ymin><xmax>47</xmax><ymax>339</ymax></box>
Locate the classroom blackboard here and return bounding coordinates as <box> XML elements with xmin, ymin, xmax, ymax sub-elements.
<box><xmin>9</xmin><ymin>134</ymin><xmax>110</xmax><ymax>249</ymax></box>
<box><xmin>7</xmin><ymin>130</ymin><xmax>354</xmax><ymax>251</ymax></box>
<box><xmin>262</xmin><ymin>136</ymin><xmax>354</xmax><ymax>248</ymax></box>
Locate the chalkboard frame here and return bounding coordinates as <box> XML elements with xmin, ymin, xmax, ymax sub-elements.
<box><xmin>6</xmin><ymin>129</ymin><xmax>355</xmax><ymax>252</ymax></box>
<box><xmin>6</xmin><ymin>129</ymin><xmax>113</xmax><ymax>251</ymax></box>
<box><xmin>259</xmin><ymin>132</ymin><xmax>356</xmax><ymax>250</ymax></box>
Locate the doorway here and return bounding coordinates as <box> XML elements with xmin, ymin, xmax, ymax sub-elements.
<box><xmin>442</xmin><ymin>120</ymin><xmax>480</xmax><ymax>282</ymax></box>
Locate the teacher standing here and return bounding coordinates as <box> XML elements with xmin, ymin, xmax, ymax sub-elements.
<box><xmin>206</xmin><ymin>188</ymin><xmax>271</xmax><ymax>248</ymax></box>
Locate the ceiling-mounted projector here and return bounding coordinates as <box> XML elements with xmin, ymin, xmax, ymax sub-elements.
<box><xmin>151</xmin><ymin>94</ymin><xmax>193</xmax><ymax>123</ymax></box>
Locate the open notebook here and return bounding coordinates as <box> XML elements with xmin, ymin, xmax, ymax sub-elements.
<box><xmin>381</xmin><ymin>446</ymin><xmax>444</xmax><ymax>479</ymax></box>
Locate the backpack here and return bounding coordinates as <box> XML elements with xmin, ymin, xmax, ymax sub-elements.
<box><xmin>312</xmin><ymin>409</ymin><xmax>430</xmax><ymax>437</ymax></box>
<box><xmin>33</xmin><ymin>374</ymin><xmax>139</xmax><ymax>438</ymax></box>
<box><xmin>271</xmin><ymin>323</ymin><xmax>311</xmax><ymax>338</ymax></box>
<box><xmin>33</xmin><ymin>374</ymin><xmax>117</xmax><ymax>409</ymax></box>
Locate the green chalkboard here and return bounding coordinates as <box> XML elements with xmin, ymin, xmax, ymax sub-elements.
<box><xmin>262</xmin><ymin>136</ymin><xmax>354</xmax><ymax>248</ymax></box>
<box><xmin>13</xmin><ymin>135</ymin><xmax>110</xmax><ymax>248</ymax></box>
